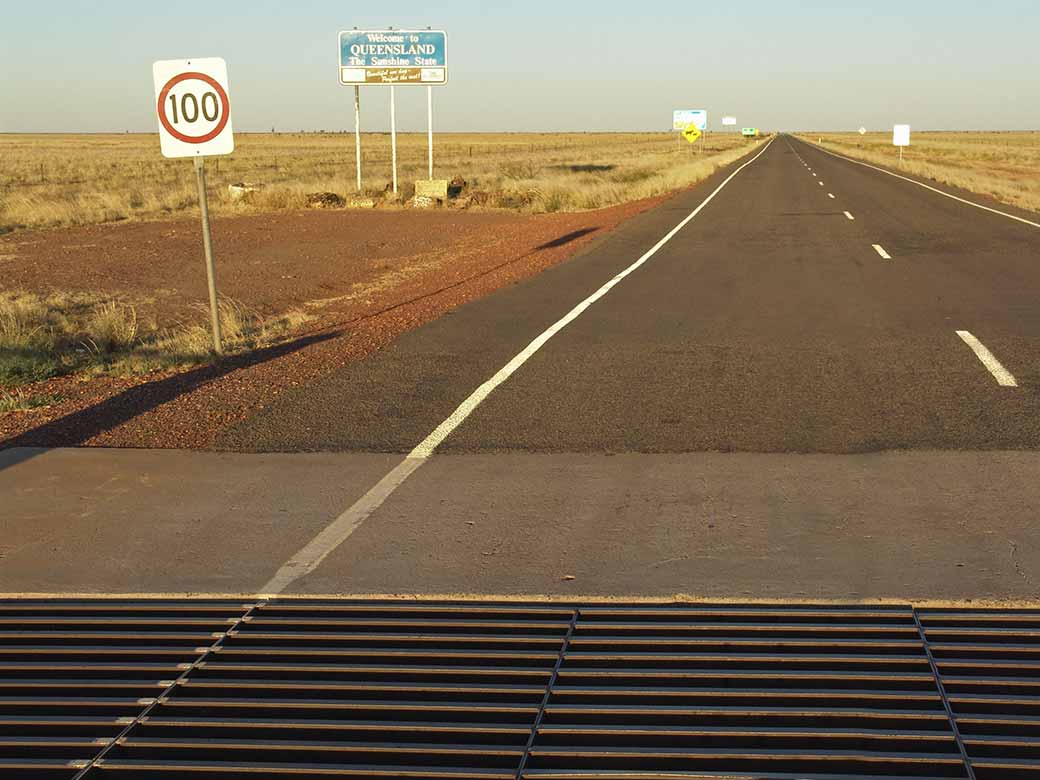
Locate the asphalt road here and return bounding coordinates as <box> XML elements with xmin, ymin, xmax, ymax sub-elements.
<box><xmin>220</xmin><ymin>135</ymin><xmax>1040</xmax><ymax>453</ymax></box>
<box><xmin>4</xmin><ymin>135</ymin><xmax>1040</xmax><ymax>599</ymax></box>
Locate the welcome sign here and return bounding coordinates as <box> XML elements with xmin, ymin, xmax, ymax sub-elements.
<box><xmin>339</xmin><ymin>30</ymin><xmax>448</xmax><ymax>85</ymax></box>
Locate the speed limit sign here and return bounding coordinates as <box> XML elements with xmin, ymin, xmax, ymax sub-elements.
<box><xmin>152</xmin><ymin>58</ymin><xmax>234</xmax><ymax>158</ymax></box>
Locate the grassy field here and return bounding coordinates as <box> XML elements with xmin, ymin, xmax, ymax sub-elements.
<box><xmin>797</xmin><ymin>132</ymin><xmax>1040</xmax><ymax>214</ymax></box>
<box><xmin>0</xmin><ymin>131</ymin><xmax>757</xmax><ymax>233</ymax></box>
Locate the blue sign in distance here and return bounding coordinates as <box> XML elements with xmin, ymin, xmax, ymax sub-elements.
<box><xmin>339</xmin><ymin>30</ymin><xmax>448</xmax><ymax>85</ymax></box>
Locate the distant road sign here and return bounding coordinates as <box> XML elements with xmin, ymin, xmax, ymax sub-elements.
<box><xmin>742</xmin><ymin>127</ymin><xmax>760</xmax><ymax>138</ymax></box>
<box><xmin>682</xmin><ymin>124</ymin><xmax>702</xmax><ymax>144</ymax></box>
<box><xmin>340</xmin><ymin>30</ymin><xmax>447</xmax><ymax>85</ymax></box>
<box><xmin>893</xmin><ymin>124</ymin><xmax>911</xmax><ymax>147</ymax></box>
<box><xmin>673</xmin><ymin>110</ymin><xmax>707</xmax><ymax>131</ymax></box>
<box><xmin>153</xmin><ymin>58</ymin><xmax>234</xmax><ymax>158</ymax></box>
<box><xmin>722</xmin><ymin>116</ymin><xmax>737</xmax><ymax>126</ymax></box>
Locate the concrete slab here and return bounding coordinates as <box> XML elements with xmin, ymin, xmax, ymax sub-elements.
<box><xmin>0</xmin><ymin>448</ymin><xmax>399</xmax><ymax>594</ymax></box>
<box><xmin>291</xmin><ymin>451</ymin><xmax>1040</xmax><ymax>602</ymax></box>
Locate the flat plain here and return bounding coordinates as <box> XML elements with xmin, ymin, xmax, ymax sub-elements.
<box><xmin>0</xmin><ymin>131</ymin><xmax>752</xmax><ymax>232</ymax></box>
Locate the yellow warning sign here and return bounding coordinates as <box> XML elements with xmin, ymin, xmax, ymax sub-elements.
<box><xmin>682</xmin><ymin>123</ymin><xmax>702</xmax><ymax>144</ymax></box>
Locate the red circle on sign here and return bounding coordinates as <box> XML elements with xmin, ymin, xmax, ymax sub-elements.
<box><xmin>157</xmin><ymin>71</ymin><xmax>230</xmax><ymax>144</ymax></box>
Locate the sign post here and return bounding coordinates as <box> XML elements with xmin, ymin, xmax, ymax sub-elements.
<box><xmin>353</xmin><ymin>86</ymin><xmax>362</xmax><ymax>192</ymax></box>
<box><xmin>152</xmin><ymin>57</ymin><xmax>234</xmax><ymax>355</ymax></box>
<box><xmin>339</xmin><ymin>29</ymin><xmax>448</xmax><ymax>195</ymax></box>
<box><xmin>427</xmin><ymin>86</ymin><xmax>434</xmax><ymax>179</ymax></box>
<box><xmin>893</xmin><ymin>124</ymin><xmax>911</xmax><ymax>163</ymax></box>
<box><xmin>193</xmin><ymin>156</ymin><xmax>221</xmax><ymax>353</ymax></box>
<box><xmin>389</xmin><ymin>85</ymin><xmax>398</xmax><ymax>195</ymax></box>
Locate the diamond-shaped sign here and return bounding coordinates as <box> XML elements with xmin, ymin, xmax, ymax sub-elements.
<box><xmin>682</xmin><ymin>124</ymin><xmax>702</xmax><ymax>144</ymax></box>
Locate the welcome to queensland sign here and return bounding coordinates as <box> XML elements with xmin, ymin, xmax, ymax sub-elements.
<box><xmin>339</xmin><ymin>30</ymin><xmax>447</xmax><ymax>86</ymax></box>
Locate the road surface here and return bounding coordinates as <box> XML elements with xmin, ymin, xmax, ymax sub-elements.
<box><xmin>3</xmin><ymin>135</ymin><xmax>1039</xmax><ymax>600</ymax></box>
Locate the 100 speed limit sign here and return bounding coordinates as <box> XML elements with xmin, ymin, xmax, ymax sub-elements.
<box><xmin>152</xmin><ymin>58</ymin><xmax>234</xmax><ymax>158</ymax></box>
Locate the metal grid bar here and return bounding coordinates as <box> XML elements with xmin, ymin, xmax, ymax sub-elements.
<box><xmin>913</xmin><ymin>607</ymin><xmax>978</xmax><ymax>780</ymax></box>
<box><xmin>0</xmin><ymin>600</ymin><xmax>1034</xmax><ymax>779</ymax></box>
<box><xmin>516</xmin><ymin>609</ymin><xmax>580</xmax><ymax>780</ymax></box>
<box><xmin>919</xmin><ymin>607</ymin><xmax>1040</xmax><ymax>780</ymax></box>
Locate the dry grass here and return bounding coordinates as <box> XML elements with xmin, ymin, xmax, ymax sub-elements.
<box><xmin>797</xmin><ymin>132</ymin><xmax>1040</xmax><ymax>214</ymax></box>
<box><xmin>0</xmin><ymin>290</ymin><xmax>313</xmax><ymax>390</ymax></box>
<box><xmin>0</xmin><ymin>389</ymin><xmax>63</xmax><ymax>414</ymax></box>
<box><xmin>0</xmin><ymin>132</ymin><xmax>760</xmax><ymax>232</ymax></box>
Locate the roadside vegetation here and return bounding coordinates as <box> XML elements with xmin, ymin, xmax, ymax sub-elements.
<box><xmin>0</xmin><ymin>132</ymin><xmax>759</xmax><ymax>232</ymax></box>
<box><xmin>797</xmin><ymin>132</ymin><xmax>1040</xmax><ymax>215</ymax></box>
<box><xmin>0</xmin><ymin>290</ymin><xmax>312</xmax><ymax>403</ymax></box>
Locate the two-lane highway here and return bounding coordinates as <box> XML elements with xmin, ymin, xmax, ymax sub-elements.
<box><xmin>222</xmin><ymin>134</ymin><xmax>1040</xmax><ymax>455</ymax></box>
<box><xmin>3</xmin><ymin>134</ymin><xmax>1040</xmax><ymax>600</ymax></box>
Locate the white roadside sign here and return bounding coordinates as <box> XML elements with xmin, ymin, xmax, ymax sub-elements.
<box><xmin>893</xmin><ymin>124</ymin><xmax>911</xmax><ymax>147</ymax></box>
<box><xmin>153</xmin><ymin>58</ymin><xmax>234</xmax><ymax>158</ymax></box>
<box><xmin>722</xmin><ymin>116</ymin><xmax>737</xmax><ymax>126</ymax></box>
<box><xmin>673</xmin><ymin>109</ymin><xmax>708</xmax><ymax>131</ymax></box>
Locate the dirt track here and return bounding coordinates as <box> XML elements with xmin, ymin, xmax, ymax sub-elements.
<box><xmin>0</xmin><ymin>200</ymin><xmax>663</xmax><ymax>449</ymax></box>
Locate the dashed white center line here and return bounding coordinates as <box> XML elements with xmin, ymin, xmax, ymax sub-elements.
<box><xmin>818</xmin><ymin>182</ymin><xmax>824</xmax><ymax>186</ymax></box>
<box><xmin>828</xmin><ymin>193</ymin><xmax>836</xmax><ymax>199</ymax></box>
<box><xmin>956</xmin><ymin>331</ymin><xmax>1018</xmax><ymax>387</ymax></box>
<box><xmin>844</xmin><ymin>211</ymin><xmax>855</xmax><ymax>220</ymax></box>
<box><xmin>812</xmin><ymin>173</ymin><xmax>817</xmax><ymax>177</ymax></box>
<box><xmin>872</xmin><ymin>244</ymin><xmax>892</xmax><ymax>259</ymax></box>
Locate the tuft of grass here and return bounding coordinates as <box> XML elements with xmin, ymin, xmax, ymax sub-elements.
<box><xmin>84</xmin><ymin>301</ymin><xmax>139</xmax><ymax>354</ymax></box>
<box><xmin>0</xmin><ymin>389</ymin><xmax>63</xmax><ymax>414</ymax></box>
<box><xmin>0</xmin><ymin>290</ymin><xmax>314</xmax><ymax>385</ymax></box>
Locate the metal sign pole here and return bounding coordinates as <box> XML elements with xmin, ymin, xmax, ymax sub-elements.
<box><xmin>193</xmin><ymin>156</ymin><xmax>223</xmax><ymax>355</ymax></box>
<box><xmin>389</xmin><ymin>84</ymin><xmax>399</xmax><ymax>195</ymax></box>
<box><xmin>427</xmin><ymin>85</ymin><xmax>434</xmax><ymax>180</ymax></box>
<box><xmin>354</xmin><ymin>86</ymin><xmax>362</xmax><ymax>192</ymax></box>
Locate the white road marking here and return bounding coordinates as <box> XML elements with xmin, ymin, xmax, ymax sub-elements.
<box><xmin>873</xmin><ymin>244</ymin><xmax>892</xmax><ymax>259</ymax></box>
<box><xmin>819</xmin><ymin>182</ymin><xmax>824</xmax><ymax>186</ymax></box>
<box><xmin>828</xmin><ymin>193</ymin><xmax>836</xmax><ymax>199</ymax></box>
<box><xmin>812</xmin><ymin>173</ymin><xmax>817</xmax><ymax>177</ymax></box>
<box><xmin>803</xmin><ymin>139</ymin><xmax>1040</xmax><ymax>230</ymax></box>
<box><xmin>956</xmin><ymin>331</ymin><xmax>1019</xmax><ymax>387</ymax></box>
<box><xmin>844</xmin><ymin>211</ymin><xmax>855</xmax><ymax>220</ymax></box>
<box><xmin>259</xmin><ymin>138</ymin><xmax>779</xmax><ymax>596</ymax></box>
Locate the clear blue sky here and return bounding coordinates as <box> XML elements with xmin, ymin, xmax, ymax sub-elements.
<box><xmin>2</xmin><ymin>0</ymin><xmax>1038</xmax><ymax>133</ymax></box>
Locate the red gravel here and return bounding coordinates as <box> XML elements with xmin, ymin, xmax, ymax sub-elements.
<box><xmin>1</xmin><ymin>199</ymin><xmax>664</xmax><ymax>450</ymax></box>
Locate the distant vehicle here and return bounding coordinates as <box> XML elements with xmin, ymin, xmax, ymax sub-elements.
<box><xmin>742</xmin><ymin>127</ymin><xmax>760</xmax><ymax>138</ymax></box>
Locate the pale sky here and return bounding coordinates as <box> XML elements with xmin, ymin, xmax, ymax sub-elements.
<box><xmin>2</xmin><ymin>0</ymin><xmax>1038</xmax><ymax>133</ymax></box>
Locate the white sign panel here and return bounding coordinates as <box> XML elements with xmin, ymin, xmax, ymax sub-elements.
<box><xmin>673</xmin><ymin>109</ymin><xmax>708</xmax><ymax>131</ymax></box>
<box><xmin>722</xmin><ymin>116</ymin><xmax>737</xmax><ymax>126</ymax></box>
<box><xmin>893</xmin><ymin>124</ymin><xmax>911</xmax><ymax>147</ymax></box>
<box><xmin>153</xmin><ymin>58</ymin><xmax>234</xmax><ymax>158</ymax></box>
<box><xmin>859</xmin><ymin>127</ymin><xmax>867</xmax><ymax>135</ymax></box>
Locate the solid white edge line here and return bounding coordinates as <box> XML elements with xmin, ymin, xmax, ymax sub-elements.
<box><xmin>956</xmin><ymin>331</ymin><xmax>1019</xmax><ymax>387</ymax></box>
<box><xmin>258</xmin><ymin>137</ymin><xmax>778</xmax><ymax>596</ymax></box>
<box><xmin>798</xmin><ymin>137</ymin><xmax>1040</xmax><ymax>230</ymax></box>
<box><xmin>844</xmin><ymin>211</ymin><xmax>855</xmax><ymax>220</ymax></box>
<box><xmin>873</xmin><ymin>244</ymin><xmax>891</xmax><ymax>259</ymax></box>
